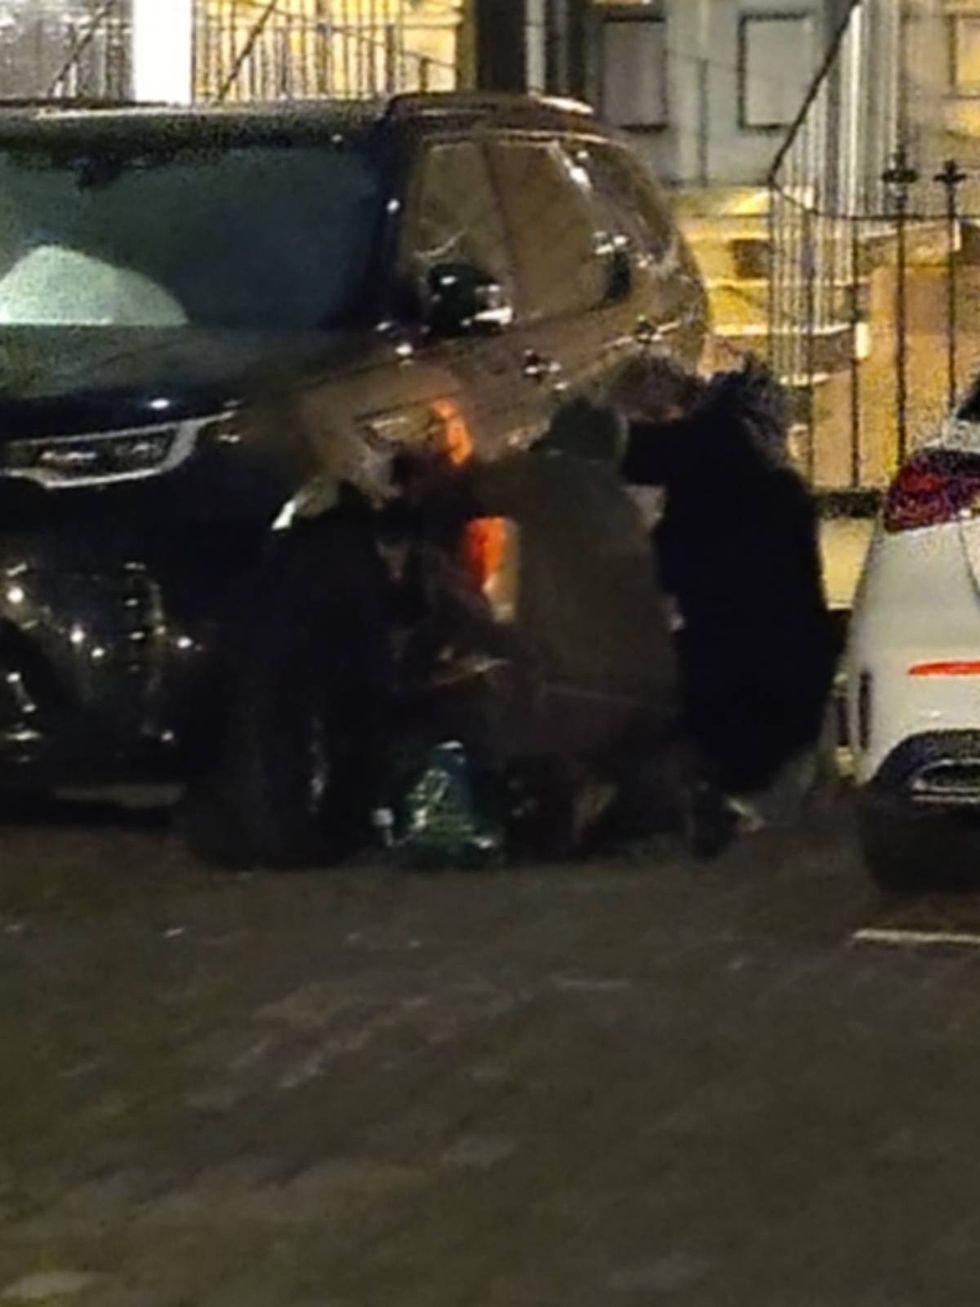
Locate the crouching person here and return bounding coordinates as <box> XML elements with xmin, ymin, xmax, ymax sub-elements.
<box><xmin>608</xmin><ymin>355</ymin><xmax>839</xmax><ymax>845</ymax></box>
<box><xmin>390</xmin><ymin>396</ymin><xmax>687</xmax><ymax>860</ymax></box>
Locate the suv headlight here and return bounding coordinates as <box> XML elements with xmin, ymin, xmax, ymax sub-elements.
<box><xmin>0</xmin><ymin>416</ymin><xmax>210</xmax><ymax>489</ymax></box>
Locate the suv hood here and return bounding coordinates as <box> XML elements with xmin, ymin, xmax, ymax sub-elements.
<box><xmin>0</xmin><ymin>326</ymin><xmax>369</xmax><ymax>438</ymax></box>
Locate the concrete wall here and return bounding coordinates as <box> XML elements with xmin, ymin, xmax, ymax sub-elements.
<box><xmin>590</xmin><ymin>0</ymin><xmax>841</xmax><ymax>187</ymax></box>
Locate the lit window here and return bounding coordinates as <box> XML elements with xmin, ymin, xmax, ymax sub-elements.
<box><xmin>739</xmin><ymin>12</ymin><xmax>817</xmax><ymax>130</ymax></box>
<box><xmin>950</xmin><ymin>14</ymin><xmax>980</xmax><ymax>97</ymax></box>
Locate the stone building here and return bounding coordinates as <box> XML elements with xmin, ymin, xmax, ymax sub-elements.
<box><xmin>3</xmin><ymin>0</ymin><xmax>979</xmax><ymax>187</ymax></box>
<box><xmin>474</xmin><ymin>0</ymin><xmax>980</xmax><ymax>186</ymax></box>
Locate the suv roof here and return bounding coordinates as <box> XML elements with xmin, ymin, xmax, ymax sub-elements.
<box><xmin>0</xmin><ymin>92</ymin><xmax>598</xmax><ymax>148</ymax></box>
<box><xmin>386</xmin><ymin>91</ymin><xmax>594</xmax><ymax>125</ymax></box>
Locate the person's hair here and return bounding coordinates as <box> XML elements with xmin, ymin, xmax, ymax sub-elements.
<box><xmin>601</xmin><ymin>355</ymin><xmax>706</xmax><ymax>422</ymax></box>
<box><xmin>539</xmin><ymin>394</ymin><xmax>626</xmax><ymax>464</ymax></box>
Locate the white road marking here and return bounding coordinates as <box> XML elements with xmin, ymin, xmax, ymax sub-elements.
<box><xmin>853</xmin><ymin>927</ymin><xmax>980</xmax><ymax>949</ymax></box>
<box><xmin>2</xmin><ymin>1271</ymin><xmax>100</xmax><ymax>1301</ymax></box>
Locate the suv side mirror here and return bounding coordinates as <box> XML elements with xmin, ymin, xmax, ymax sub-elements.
<box><xmin>597</xmin><ymin>234</ymin><xmax>633</xmax><ymax>304</ymax></box>
<box><xmin>606</xmin><ymin>244</ymin><xmax>633</xmax><ymax>302</ymax></box>
<box><xmin>425</xmin><ymin>263</ymin><xmax>515</xmax><ymax>337</ymax></box>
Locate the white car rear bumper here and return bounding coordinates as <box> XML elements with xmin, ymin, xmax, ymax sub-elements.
<box><xmin>847</xmin><ymin>521</ymin><xmax>980</xmax><ymax>795</ymax></box>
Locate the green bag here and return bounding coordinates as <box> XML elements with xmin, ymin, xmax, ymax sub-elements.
<box><xmin>391</xmin><ymin>741</ymin><xmax>505</xmax><ymax>870</ymax></box>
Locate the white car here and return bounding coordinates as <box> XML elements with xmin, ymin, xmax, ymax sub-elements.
<box><xmin>847</xmin><ymin>405</ymin><xmax>980</xmax><ymax>889</ymax></box>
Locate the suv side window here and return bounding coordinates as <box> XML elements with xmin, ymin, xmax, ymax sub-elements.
<box><xmin>402</xmin><ymin>140</ymin><xmax>514</xmax><ymax>300</ymax></box>
<box><xmin>487</xmin><ymin>138</ymin><xmax>609</xmax><ymax>321</ymax></box>
<box><xmin>567</xmin><ymin>141</ymin><xmax>676</xmax><ymax>269</ymax></box>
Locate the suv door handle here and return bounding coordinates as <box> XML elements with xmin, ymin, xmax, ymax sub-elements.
<box><xmin>634</xmin><ymin>317</ymin><xmax>682</xmax><ymax>348</ymax></box>
<box><xmin>523</xmin><ymin>350</ymin><xmax>562</xmax><ymax>382</ymax></box>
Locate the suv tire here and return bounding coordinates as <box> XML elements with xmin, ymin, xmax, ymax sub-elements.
<box><xmin>857</xmin><ymin>792</ymin><xmax>968</xmax><ymax>894</ymax></box>
<box><xmin>181</xmin><ymin>518</ymin><xmax>390</xmax><ymax>870</ymax></box>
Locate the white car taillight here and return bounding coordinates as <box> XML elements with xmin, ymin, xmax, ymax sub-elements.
<box><xmin>884</xmin><ymin>450</ymin><xmax>980</xmax><ymax>533</ymax></box>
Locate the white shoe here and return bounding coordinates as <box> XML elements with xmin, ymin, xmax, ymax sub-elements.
<box><xmin>728</xmin><ymin>797</ymin><xmax>767</xmax><ymax>835</ymax></box>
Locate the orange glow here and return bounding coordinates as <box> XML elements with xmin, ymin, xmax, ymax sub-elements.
<box><xmin>430</xmin><ymin>397</ymin><xmax>473</xmax><ymax>466</ymax></box>
<box><xmin>908</xmin><ymin>661</ymin><xmax>980</xmax><ymax>677</ymax></box>
<box><xmin>461</xmin><ymin>517</ymin><xmax>508</xmax><ymax>592</ymax></box>
<box><xmin>427</xmin><ymin>399</ymin><xmax>503</xmax><ymax>592</ymax></box>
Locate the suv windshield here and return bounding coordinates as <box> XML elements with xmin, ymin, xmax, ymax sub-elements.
<box><xmin>0</xmin><ymin>141</ymin><xmax>382</xmax><ymax>331</ymax></box>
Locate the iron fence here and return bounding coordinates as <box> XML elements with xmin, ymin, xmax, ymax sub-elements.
<box><xmin>768</xmin><ymin>0</ymin><xmax>980</xmax><ymax>493</ymax></box>
<box><xmin>0</xmin><ymin>0</ymin><xmax>131</xmax><ymax>100</ymax></box>
<box><xmin>0</xmin><ymin>1</ymin><xmax>462</xmax><ymax>105</ymax></box>
<box><xmin>195</xmin><ymin>2</ymin><xmax>461</xmax><ymax>102</ymax></box>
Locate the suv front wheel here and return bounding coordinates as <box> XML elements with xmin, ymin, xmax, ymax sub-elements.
<box><xmin>181</xmin><ymin>521</ymin><xmax>390</xmax><ymax>870</ymax></box>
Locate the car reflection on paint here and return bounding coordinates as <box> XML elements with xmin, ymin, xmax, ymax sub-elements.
<box><xmin>848</xmin><ymin>376</ymin><xmax>980</xmax><ymax>891</ymax></box>
<box><xmin>0</xmin><ymin>93</ymin><xmax>707</xmax><ymax>866</ymax></box>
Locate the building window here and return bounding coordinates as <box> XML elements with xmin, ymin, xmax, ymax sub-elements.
<box><xmin>600</xmin><ymin>15</ymin><xmax>668</xmax><ymax>130</ymax></box>
<box><xmin>949</xmin><ymin>14</ymin><xmax>980</xmax><ymax>98</ymax></box>
<box><xmin>738</xmin><ymin>11</ymin><xmax>816</xmax><ymax>131</ymax></box>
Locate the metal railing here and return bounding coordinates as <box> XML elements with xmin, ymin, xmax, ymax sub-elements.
<box><xmin>0</xmin><ymin>0</ymin><xmax>131</xmax><ymax>100</ymax></box>
<box><xmin>48</xmin><ymin>0</ymin><xmax>130</xmax><ymax>98</ymax></box>
<box><xmin>195</xmin><ymin>1</ymin><xmax>462</xmax><ymax>102</ymax></box>
<box><xmin>768</xmin><ymin>0</ymin><xmax>980</xmax><ymax>492</ymax></box>
<box><xmin>0</xmin><ymin>1</ymin><xmax>463</xmax><ymax>105</ymax></box>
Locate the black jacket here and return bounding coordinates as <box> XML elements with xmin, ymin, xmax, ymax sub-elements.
<box><xmin>622</xmin><ymin>366</ymin><xmax>836</xmax><ymax>787</ymax></box>
<box><xmin>622</xmin><ymin>368</ymin><xmax>828</xmax><ymax>642</ymax></box>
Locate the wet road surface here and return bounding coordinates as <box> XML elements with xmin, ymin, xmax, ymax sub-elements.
<box><xmin>1</xmin><ymin>795</ymin><xmax>980</xmax><ymax>1306</ymax></box>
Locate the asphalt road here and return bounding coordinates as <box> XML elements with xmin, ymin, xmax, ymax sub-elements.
<box><xmin>2</xmin><ymin>794</ymin><xmax>980</xmax><ymax>1306</ymax></box>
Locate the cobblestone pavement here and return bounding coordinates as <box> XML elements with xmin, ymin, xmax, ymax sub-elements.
<box><xmin>2</xmin><ymin>795</ymin><xmax>980</xmax><ymax>1306</ymax></box>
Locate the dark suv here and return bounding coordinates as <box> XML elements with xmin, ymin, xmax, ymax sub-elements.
<box><xmin>0</xmin><ymin>92</ymin><xmax>707</xmax><ymax>864</ymax></box>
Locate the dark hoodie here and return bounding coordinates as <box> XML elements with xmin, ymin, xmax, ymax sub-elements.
<box><xmin>395</xmin><ymin>397</ymin><xmax>680</xmax><ymax>747</ymax></box>
<box><xmin>473</xmin><ymin>399</ymin><xmax>678</xmax><ymax>716</ymax></box>
<box><xmin>622</xmin><ymin>362</ymin><xmax>836</xmax><ymax>794</ymax></box>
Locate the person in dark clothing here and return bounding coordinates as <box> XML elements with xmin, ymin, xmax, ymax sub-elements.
<box><xmin>610</xmin><ymin>356</ymin><xmax>838</xmax><ymax>823</ymax></box>
<box><xmin>389</xmin><ymin>397</ymin><xmax>687</xmax><ymax>855</ymax></box>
